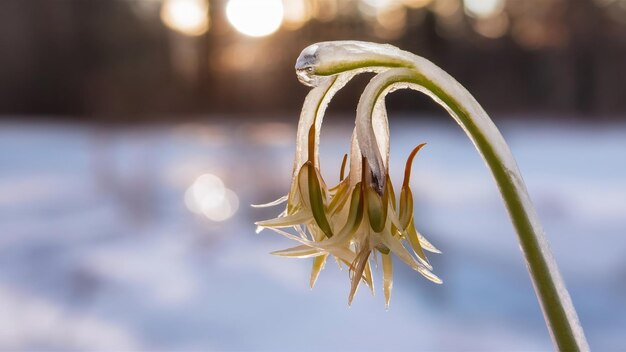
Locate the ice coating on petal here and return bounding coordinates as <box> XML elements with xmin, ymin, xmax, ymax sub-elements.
<box><xmin>292</xmin><ymin>42</ymin><xmax>411</xmax><ymax>198</ymax></box>
<box><xmin>295</xmin><ymin>44</ymin><xmax>319</xmax><ymax>86</ymax></box>
<box><xmin>348</xmin><ymin>132</ymin><xmax>362</xmax><ymax>186</ymax></box>
<box><xmin>290</xmin><ymin>68</ymin><xmax>386</xmax><ymax>191</ymax></box>
<box><xmin>357</xmin><ymin>65</ymin><xmax>516</xmax><ymax>179</ymax></box>
<box><xmin>291</xmin><ymin>76</ymin><xmax>335</xmax><ymax>179</ymax></box>
<box><xmin>356</xmin><ymin>87</ymin><xmax>390</xmax><ymax>194</ymax></box>
<box><xmin>295</xmin><ymin>41</ymin><xmax>415</xmax><ymax>78</ymax></box>
<box><xmin>298</xmin><ymin>40</ymin><xmax>516</xmax><ymax>193</ymax></box>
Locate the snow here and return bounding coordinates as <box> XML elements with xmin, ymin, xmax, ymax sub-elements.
<box><xmin>0</xmin><ymin>117</ymin><xmax>624</xmax><ymax>350</ymax></box>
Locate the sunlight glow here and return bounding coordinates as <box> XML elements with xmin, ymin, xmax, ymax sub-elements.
<box><xmin>473</xmin><ymin>12</ymin><xmax>509</xmax><ymax>38</ymax></box>
<box><xmin>401</xmin><ymin>0</ymin><xmax>433</xmax><ymax>8</ymax></box>
<box><xmin>282</xmin><ymin>0</ymin><xmax>310</xmax><ymax>30</ymax></box>
<box><xmin>185</xmin><ymin>174</ymin><xmax>239</xmax><ymax>221</ymax></box>
<box><xmin>362</xmin><ymin>0</ymin><xmax>393</xmax><ymax>9</ymax></box>
<box><xmin>161</xmin><ymin>0</ymin><xmax>209</xmax><ymax>36</ymax></box>
<box><xmin>226</xmin><ymin>0</ymin><xmax>284</xmax><ymax>37</ymax></box>
<box><xmin>463</xmin><ymin>0</ymin><xmax>504</xmax><ymax>18</ymax></box>
<box><xmin>375</xmin><ymin>4</ymin><xmax>407</xmax><ymax>39</ymax></box>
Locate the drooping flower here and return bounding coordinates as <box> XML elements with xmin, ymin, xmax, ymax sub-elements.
<box><xmin>254</xmin><ymin>41</ymin><xmax>442</xmax><ymax>307</ymax></box>
<box><xmin>255</xmin><ymin>41</ymin><xmax>589</xmax><ymax>351</ymax></box>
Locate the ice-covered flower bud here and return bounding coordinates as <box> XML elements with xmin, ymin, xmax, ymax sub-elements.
<box><xmin>257</xmin><ymin>41</ymin><xmax>443</xmax><ymax>307</ymax></box>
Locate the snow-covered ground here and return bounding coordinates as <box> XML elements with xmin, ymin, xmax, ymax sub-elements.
<box><xmin>0</xmin><ymin>117</ymin><xmax>624</xmax><ymax>350</ymax></box>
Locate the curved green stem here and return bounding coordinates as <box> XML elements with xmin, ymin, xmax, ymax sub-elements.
<box><xmin>357</xmin><ymin>68</ymin><xmax>589</xmax><ymax>351</ymax></box>
<box><xmin>295</xmin><ymin>41</ymin><xmax>588</xmax><ymax>350</ymax></box>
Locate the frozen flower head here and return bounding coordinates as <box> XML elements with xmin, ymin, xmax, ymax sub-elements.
<box><xmin>255</xmin><ymin>41</ymin><xmax>441</xmax><ymax>307</ymax></box>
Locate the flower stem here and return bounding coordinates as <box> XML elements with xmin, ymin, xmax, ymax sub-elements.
<box><xmin>358</xmin><ymin>68</ymin><xmax>589</xmax><ymax>351</ymax></box>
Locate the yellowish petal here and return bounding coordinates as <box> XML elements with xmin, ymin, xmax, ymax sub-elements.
<box><xmin>379</xmin><ymin>228</ymin><xmax>440</xmax><ymax>283</ymax></box>
<box><xmin>255</xmin><ymin>210</ymin><xmax>312</xmax><ymax>228</ymax></box>
<box><xmin>399</xmin><ymin>187</ymin><xmax>414</xmax><ymax>230</ymax></box>
<box><xmin>415</xmin><ymin>228</ymin><xmax>442</xmax><ymax>254</ymax></box>
<box><xmin>382</xmin><ymin>252</ymin><xmax>393</xmax><ymax>308</ymax></box>
<box><xmin>366</xmin><ymin>185</ymin><xmax>388</xmax><ymax>233</ymax></box>
<box><xmin>300</xmin><ymin>161</ymin><xmax>334</xmax><ymax>238</ymax></box>
<box><xmin>336</xmin><ymin>185</ymin><xmax>364</xmax><ymax>238</ymax></box>
<box><xmin>363</xmin><ymin>260</ymin><xmax>375</xmax><ymax>295</ymax></box>
<box><xmin>386</xmin><ymin>175</ymin><xmax>397</xmax><ymax>211</ymax></box>
<box><xmin>406</xmin><ymin>218</ymin><xmax>430</xmax><ymax>265</ymax></box>
<box><xmin>402</xmin><ymin>143</ymin><xmax>427</xmax><ymax>189</ymax></box>
<box><xmin>251</xmin><ymin>195</ymin><xmax>288</xmax><ymax>208</ymax></box>
<box><xmin>328</xmin><ymin>179</ymin><xmax>351</xmax><ymax>215</ymax></box>
<box><xmin>310</xmin><ymin>254</ymin><xmax>328</xmax><ymax>288</ymax></box>
<box><xmin>271</xmin><ymin>245</ymin><xmax>325</xmax><ymax>258</ymax></box>
<box><xmin>265</xmin><ymin>227</ymin><xmax>357</xmax><ymax>265</ymax></box>
<box><xmin>348</xmin><ymin>246</ymin><xmax>371</xmax><ymax>305</ymax></box>
<box><xmin>339</xmin><ymin>153</ymin><xmax>349</xmax><ymax>182</ymax></box>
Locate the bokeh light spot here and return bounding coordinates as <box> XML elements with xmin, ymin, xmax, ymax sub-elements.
<box><xmin>282</xmin><ymin>0</ymin><xmax>310</xmax><ymax>30</ymax></box>
<box><xmin>463</xmin><ymin>0</ymin><xmax>504</xmax><ymax>18</ymax></box>
<box><xmin>160</xmin><ymin>0</ymin><xmax>210</xmax><ymax>36</ymax></box>
<box><xmin>401</xmin><ymin>0</ymin><xmax>432</xmax><ymax>8</ymax></box>
<box><xmin>362</xmin><ymin>0</ymin><xmax>393</xmax><ymax>9</ymax></box>
<box><xmin>226</xmin><ymin>0</ymin><xmax>284</xmax><ymax>37</ymax></box>
<box><xmin>185</xmin><ymin>174</ymin><xmax>239</xmax><ymax>221</ymax></box>
<box><xmin>375</xmin><ymin>4</ymin><xmax>407</xmax><ymax>39</ymax></box>
<box><xmin>473</xmin><ymin>12</ymin><xmax>509</xmax><ymax>38</ymax></box>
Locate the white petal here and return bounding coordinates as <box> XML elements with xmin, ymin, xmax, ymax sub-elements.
<box><xmin>251</xmin><ymin>195</ymin><xmax>288</xmax><ymax>208</ymax></box>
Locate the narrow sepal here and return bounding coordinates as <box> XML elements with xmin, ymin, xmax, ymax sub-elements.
<box><xmin>348</xmin><ymin>246</ymin><xmax>371</xmax><ymax>305</ymax></box>
<box><xmin>271</xmin><ymin>245</ymin><xmax>325</xmax><ymax>258</ymax></box>
<box><xmin>310</xmin><ymin>254</ymin><xmax>328</xmax><ymax>288</ymax></box>
<box><xmin>399</xmin><ymin>187</ymin><xmax>414</xmax><ymax>230</ymax></box>
<box><xmin>337</xmin><ymin>184</ymin><xmax>364</xmax><ymax>238</ymax></box>
<box><xmin>251</xmin><ymin>195</ymin><xmax>288</xmax><ymax>208</ymax></box>
<box><xmin>366</xmin><ymin>186</ymin><xmax>386</xmax><ymax>233</ymax></box>
<box><xmin>382</xmin><ymin>253</ymin><xmax>393</xmax><ymax>308</ymax></box>
<box><xmin>303</xmin><ymin>161</ymin><xmax>334</xmax><ymax>238</ymax></box>
<box><xmin>402</xmin><ymin>143</ymin><xmax>426</xmax><ymax>189</ymax></box>
<box><xmin>255</xmin><ymin>210</ymin><xmax>312</xmax><ymax>228</ymax></box>
<box><xmin>406</xmin><ymin>218</ymin><xmax>430</xmax><ymax>266</ymax></box>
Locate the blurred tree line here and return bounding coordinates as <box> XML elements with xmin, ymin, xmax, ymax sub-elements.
<box><xmin>0</xmin><ymin>0</ymin><xmax>625</xmax><ymax>121</ymax></box>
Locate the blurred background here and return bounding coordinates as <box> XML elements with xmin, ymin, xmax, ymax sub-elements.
<box><xmin>1</xmin><ymin>0</ymin><xmax>625</xmax><ymax>350</ymax></box>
